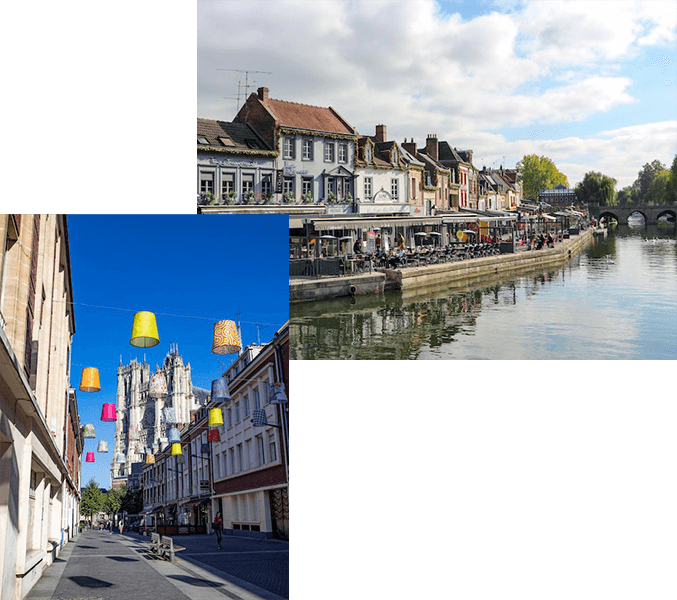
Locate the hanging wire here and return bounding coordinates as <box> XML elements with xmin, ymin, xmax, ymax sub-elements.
<box><xmin>55</xmin><ymin>300</ymin><xmax>283</xmax><ymax>327</ymax></box>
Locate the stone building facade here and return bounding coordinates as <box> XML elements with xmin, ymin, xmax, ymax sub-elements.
<box><xmin>111</xmin><ymin>346</ymin><xmax>209</xmax><ymax>488</ymax></box>
<box><xmin>0</xmin><ymin>214</ymin><xmax>82</xmax><ymax>600</ymax></box>
<box><xmin>234</xmin><ymin>87</ymin><xmax>359</xmax><ymax>210</ymax></box>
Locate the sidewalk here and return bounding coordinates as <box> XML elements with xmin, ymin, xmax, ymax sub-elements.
<box><xmin>25</xmin><ymin>529</ymin><xmax>287</xmax><ymax>600</ymax></box>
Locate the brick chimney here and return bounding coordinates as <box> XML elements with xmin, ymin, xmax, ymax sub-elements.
<box><xmin>258</xmin><ymin>87</ymin><xmax>269</xmax><ymax>101</ymax></box>
<box><xmin>375</xmin><ymin>124</ymin><xmax>387</xmax><ymax>142</ymax></box>
<box><xmin>402</xmin><ymin>138</ymin><xmax>417</xmax><ymax>156</ymax></box>
<box><xmin>426</xmin><ymin>134</ymin><xmax>438</xmax><ymax>161</ymax></box>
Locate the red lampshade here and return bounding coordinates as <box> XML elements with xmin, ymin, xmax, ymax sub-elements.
<box><xmin>207</xmin><ymin>428</ymin><xmax>221</xmax><ymax>442</ymax></box>
<box><xmin>86</xmin><ymin>452</ymin><xmax>95</xmax><ymax>463</ymax></box>
<box><xmin>101</xmin><ymin>403</ymin><xmax>117</xmax><ymax>422</ymax></box>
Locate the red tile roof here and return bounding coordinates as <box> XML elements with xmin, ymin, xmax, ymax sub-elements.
<box><xmin>264</xmin><ymin>98</ymin><xmax>357</xmax><ymax>135</ymax></box>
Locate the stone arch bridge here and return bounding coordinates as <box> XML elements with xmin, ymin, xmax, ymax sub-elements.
<box><xmin>588</xmin><ymin>204</ymin><xmax>677</xmax><ymax>225</ymax></box>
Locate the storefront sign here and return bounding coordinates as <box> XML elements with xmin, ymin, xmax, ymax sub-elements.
<box><xmin>275</xmin><ymin>170</ymin><xmax>283</xmax><ymax>193</ymax></box>
<box><xmin>358</xmin><ymin>204</ymin><xmax>411</xmax><ymax>215</ymax></box>
<box><xmin>202</xmin><ymin>157</ymin><xmax>269</xmax><ymax>168</ymax></box>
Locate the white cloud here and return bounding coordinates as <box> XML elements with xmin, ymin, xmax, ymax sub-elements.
<box><xmin>198</xmin><ymin>0</ymin><xmax>677</xmax><ymax>186</ymax></box>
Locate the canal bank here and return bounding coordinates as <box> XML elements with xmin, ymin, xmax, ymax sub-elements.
<box><xmin>290</xmin><ymin>228</ymin><xmax>594</xmax><ymax>303</ymax></box>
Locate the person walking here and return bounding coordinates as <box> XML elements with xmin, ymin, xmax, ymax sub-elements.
<box><xmin>213</xmin><ymin>511</ymin><xmax>223</xmax><ymax>549</ymax></box>
<box><xmin>118</xmin><ymin>521</ymin><xmax>123</xmax><ymax>535</ymax></box>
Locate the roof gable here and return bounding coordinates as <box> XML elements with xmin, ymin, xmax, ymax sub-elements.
<box><xmin>265</xmin><ymin>98</ymin><xmax>356</xmax><ymax>135</ymax></box>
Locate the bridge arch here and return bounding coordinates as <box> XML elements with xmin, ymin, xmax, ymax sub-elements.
<box><xmin>656</xmin><ymin>208</ymin><xmax>676</xmax><ymax>222</ymax></box>
<box><xmin>598</xmin><ymin>210</ymin><xmax>621</xmax><ymax>224</ymax></box>
<box><xmin>625</xmin><ymin>209</ymin><xmax>649</xmax><ymax>223</ymax></box>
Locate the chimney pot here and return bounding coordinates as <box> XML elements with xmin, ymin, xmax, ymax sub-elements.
<box><xmin>425</xmin><ymin>134</ymin><xmax>439</xmax><ymax>162</ymax></box>
<box><xmin>375</xmin><ymin>124</ymin><xmax>387</xmax><ymax>142</ymax></box>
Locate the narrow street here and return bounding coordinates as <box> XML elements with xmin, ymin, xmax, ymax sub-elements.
<box><xmin>26</xmin><ymin>530</ymin><xmax>288</xmax><ymax>600</ymax></box>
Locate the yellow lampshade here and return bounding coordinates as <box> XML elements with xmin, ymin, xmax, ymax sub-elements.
<box><xmin>212</xmin><ymin>320</ymin><xmax>241</xmax><ymax>355</ymax></box>
<box><xmin>79</xmin><ymin>367</ymin><xmax>101</xmax><ymax>392</ymax></box>
<box><xmin>209</xmin><ymin>408</ymin><xmax>224</xmax><ymax>427</ymax></box>
<box><xmin>171</xmin><ymin>443</ymin><xmax>183</xmax><ymax>456</ymax></box>
<box><xmin>146</xmin><ymin>453</ymin><xmax>155</xmax><ymax>464</ymax></box>
<box><xmin>130</xmin><ymin>311</ymin><xmax>159</xmax><ymax>348</ymax></box>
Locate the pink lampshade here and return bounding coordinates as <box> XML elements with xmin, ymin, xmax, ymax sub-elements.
<box><xmin>101</xmin><ymin>403</ymin><xmax>117</xmax><ymax>422</ymax></box>
<box><xmin>86</xmin><ymin>452</ymin><xmax>95</xmax><ymax>463</ymax></box>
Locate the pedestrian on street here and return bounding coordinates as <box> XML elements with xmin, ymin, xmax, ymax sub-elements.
<box><xmin>119</xmin><ymin>521</ymin><xmax>123</xmax><ymax>535</ymax></box>
<box><xmin>213</xmin><ymin>511</ymin><xmax>223</xmax><ymax>549</ymax></box>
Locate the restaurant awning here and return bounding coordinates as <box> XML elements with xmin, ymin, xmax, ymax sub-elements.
<box><xmin>309</xmin><ymin>216</ymin><xmax>443</xmax><ymax>230</ymax></box>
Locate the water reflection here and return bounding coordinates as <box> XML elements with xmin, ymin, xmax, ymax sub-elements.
<box><xmin>290</xmin><ymin>223</ymin><xmax>677</xmax><ymax>360</ymax></box>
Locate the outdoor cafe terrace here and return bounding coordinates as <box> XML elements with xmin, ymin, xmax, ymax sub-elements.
<box><xmin>289</xmin><ymin>212</ymin><xmax>580</xmax><ymax>279</ymax></box>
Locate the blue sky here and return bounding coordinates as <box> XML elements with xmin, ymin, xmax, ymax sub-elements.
<box><xmin>198</xmin><ymin>0</ymin><xmax>677</xmax><ymax>189</ymax></box>
<box><xmin>68</xmin><ymin>215</ymin><xmax>288</xmax><ymax>488</ymax></box>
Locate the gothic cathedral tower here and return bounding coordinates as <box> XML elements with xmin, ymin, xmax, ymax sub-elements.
<box><xmin>111</xmin><ymin>345</ymin><xmax>209</xmax><ymax>487</ymax></box>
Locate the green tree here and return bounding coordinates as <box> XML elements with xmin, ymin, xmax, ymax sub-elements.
<box><xmin>103</xmin><ymin>486</ymin><xmax>126</xmax><ymax>518</ymax></box>
<box><xmin>80</xmin><ymin>478</ymin><xmax>104</xmax><ymax>522</ymax></box>
<box><xmin>662</xmin><ymin>154</ymin><xmax>676</xmax><ymax>204</ymax></box>
<box><xmin>633</xmin><ymin>160</ymin><xmax>667</xmax><ymax>204</ymax></box>
<box><xmin>575</xmin><ymin>171</ymin><xmax>618</xmax><ymax>206</ymax></box>
<box><xmin>120</xmin><ymin>488</ymin><xmax>143</xmax><ymax>515</ymax></box>
<box><xmin>518</xmin><ymin>154</ymin><xmax>569</xmax><ymax>199</ymax></box>
<box><xmin>617</xmin><ymin>186</ymin><xmax>638</xmax><ymax>206</ymax></box>
<box><xmin>646</xmin><ymin>170</ymin><xmax>671</xmax><ymax>205</ymax></box>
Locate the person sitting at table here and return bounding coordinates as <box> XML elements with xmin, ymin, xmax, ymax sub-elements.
<box><xmin>353</xmin><ymin>238</ymin><xmax>362</xmax><ymax>255</ymax></box>
<box><xmin>389</xmin><ymin>248</ymin><xmax>405</xmax><ymax>268</ymax></box>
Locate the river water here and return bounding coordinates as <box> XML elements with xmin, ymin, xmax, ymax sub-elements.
<box><xmin>290</xmin><ymin>222</ymin><xmax>677</xmax><ymax>359</ymax></box>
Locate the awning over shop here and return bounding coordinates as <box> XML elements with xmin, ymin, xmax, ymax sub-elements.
<box><xmin>181</xmin><ymin>498</ymin><xmax>209</xmax><ymax>508</ymax></box>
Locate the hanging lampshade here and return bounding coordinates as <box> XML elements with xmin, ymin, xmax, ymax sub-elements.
<box><xmin>82</xmin><ymin>424</ymin><xmax>96</xmax><ymax>438</ymax></box>
<box><xmin>85</xmin><ymin>452</ymin><xmax>95</xmax><ymax>463</ymax></box>
<box><xmin>149</xmin><ymin>372</ymin><xmax>168</xmax><ymax>398</ymax></box>
<box><xmin>211</xmin><ymin>320</ymin><xmax>241</xmax><ymax>355</ymax></box>
<box><xmin>130</xmin><ymin>311</ymin><xmax>159</xmax><ymax>348</ymax></box>
<box><xmin>208</xmin><ymin>408</ymin><xmax>224</xmax><ymax>427</ymax></box>
<box><xmin>171</xmin><ymin>443</ymin><xmax>183</xmax><ymax>456</ymax></box>
<box><xmin>168</xmin><ymin>427</ymin><xmax>180</xmax><ymax>444</ymax></box>
<box><xmin>161</xmin><ymin>407</ymin><xmax>177</xmax><ymax>424</ymax></box>
<box><xmin>211</xmin><ymin>377</ymin><xmax>231</xmax><ymax>401</ymax></box>
<box><xmin>116</xmin><ymin>453</ymin><xmax>125</xmax><ymax>464</ymax></box>
<box><xmin>207</xmin><ymin>428</ymin><xmax>221</xmax><ymax>442</ymax></box>
<box><xmin>200</xmin><ymin>443</ymin><xmax>210</xmax><ymax>454</ymax></box>
<box><xmin>152</xmin><ymin>442</ymin><xmax>159</xmax><ymax>452</ymax></box>
<box><xmin>79</xmin><ymin>367</ymin><xmax>101</xmax><ymax>392</ymax></box>
<box><xmin>269</xmin><ymin>382</ymin><xmax>288</xmax><ymax>404</ymax></box>
<box><xmin>176</xmin><ymin>454</ymin><xmax>185</xmax><ymax>465</ymax></box>
<box><xmin>97</xmin><ymin>440</ymin><xmax>108</xmax><ymax>452</ymax></box>
<box><xmin>252</xmin><ymin>409</ymin><xmax>268</xmax><ymax>427</ymax></box>
<box><xmin>101</xmin><ymin>403</ymin><xmax>117</xmax><ymax>422</ymax></box>
<box><xmin>146</xmin><ymin>453</ymin><xmax>155</xmax><ymax>464</ymax></box>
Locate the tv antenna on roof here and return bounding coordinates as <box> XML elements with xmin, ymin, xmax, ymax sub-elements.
<box><xmin>217</xmin><ymin>69</ymin><xmax>273</xmax><ymax>113</ymax></box>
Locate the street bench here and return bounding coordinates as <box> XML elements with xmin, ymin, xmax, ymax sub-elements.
<box><xmin>149</xmin><ymin>533</ymin><xmax>183</xmax><ymax>562</ymax></box>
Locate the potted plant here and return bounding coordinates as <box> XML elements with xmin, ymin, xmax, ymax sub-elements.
<box><xmin>263</xmin><ymin>193</ymin><xmax>274</xmax><ymax>205</ymax></box>
<box><xmin>225</xmin><ymin>190</ymin><xmax>237</xmax><ymax>205</ymax></box>
<box><xmin>245</xmin><ymin>190</ymin><xmax>255</xmax><ymax>205</ymax></box>
<box><xmin>346</xmin><ymin>191</ymin><xmax>353</xmax><ymax>203</ymax></box>
<box><xmin>303</xmin><ymin>192</ymin><xmax>313</xmax><ymax>204</ymax></box>
<box><xmin>328</xmin><ymin>192</ymin><xmax>337</xmax><ymax>204</ymax></box>
<box><xmin>284</xmin><ymin>191</ymin><xmax>296</xmax><ymax>204</ymax></box>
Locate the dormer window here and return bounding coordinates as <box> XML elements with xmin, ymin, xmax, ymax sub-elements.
<box><xmin>198</xmin><ymin>137</ymin><xmax>209</xmax><ymax>145</ymax></box>
<box><xmin>365</xmin><ymin>145</ymin><xmax>372</xmax><ymax>162</ymax></box>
